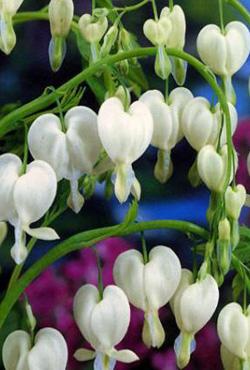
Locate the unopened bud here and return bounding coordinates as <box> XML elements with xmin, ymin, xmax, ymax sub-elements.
<box><xmin>218</xmin><ymin>218</ymin><xmax>231</xmax><ymax>241</ymax></box>
<box><xmin>217</xmin><ymin>219</ymin><xmax>232</xmax><ymax>275</ymax></box>
<box><xmin>225</xmin><ymin>184</ymin><xmax>246</xmax><ymax>220</ymax></box>
<box><xmin>100</xmin><ymin>25</ymin><xmax>118</xmax><ymax>57</ymax></box>
<box><xmin>79</xmin><ymin>14</ymin><xmax>108</xmax><ymax>43</ymax></box>
<box><xmin>49</xmin><ymin>0</ymin><xmax>74</xmax><ymax>38</ymax></box>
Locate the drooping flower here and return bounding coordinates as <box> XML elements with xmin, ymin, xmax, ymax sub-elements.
<box><xmin>181</xmin><ymin>98</ymin><xmax>238</xmax><ymax>151</ymax></box>
<box><xmin>225</xmin><ymin>184</ymin><xmax>246</xmax><ymax>220</ymax></box>
<box><xmin>170</xmin><ymin>269</ymin><xmax>219</xmax><ymax>369</ymax></box>
<box><xmin>113</xmin><ymin>246</ymin><xmax>181</xmax><ymax>349</ymax></box>
<box><xmin>217</xmin><ymin>302</ymin><xmax>250</xmax><ymax>367</ymax></box>
<box><xmin>28</xmin><ymin>107</ymin><xmax>101</xmax><ymax>213</ymax></box>
<box><xmin>48</xmin><ymin>0</ymin><xmax>74</xmax><ymax>71</ymax></box>
<box><xmin>2</xmin><ymin>328</ymin><xmax>68</xmax><ymax>370</ymax></box>
<box><xmin>0</xmin><ymin>0</ymin><xmax>24</xmax><ymax>54</ymax></box>
<box><xmin>0</xmin><ymin>154</ymin><xmax>58</xmax><ymax>264</ymax></box>
<box><xmin>79</xmin><ymin>14</ymin><xmax>108</xmax><ymax>44</ymax></box>
<box><xmin>97</xmin><ymin>97</ymin><xmax>153</xmax><ymax>203</ymax></box>
<box><xmin>197</xmin><ymin>21</ymin><xmax>250</xmax><ymax>77</ymax></box>
<box><xmin>73</xmin><ymin>284</ymin><xmax>138</xmax><ymax>370</ymax></box>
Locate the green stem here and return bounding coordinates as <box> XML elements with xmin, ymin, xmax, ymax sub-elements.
<box><xmin>151</xmin><ymin>0</ymin><xmax>158</xmax><ymax>20</ymax></box>
<box><xmin>219</xmin><ymin>0</ymin><xmax>225</xmax><ymax>33</ymax></box>
<box><xmin>169</xmin><ymin>0</ymin><xmax>174</xmax><ymax>11</ymax></box>
<box><xmin>115</xmin><ymin>0</ymin><xmax>149</xmax><ymax>12</ymax></box>
<box><xmin>0</xmin><ymin>219</ymin><xmax>208</xmax><ymax>329</ymax></box>
<box><xmin>141</xmin><ymin>231</ymin><xmax>148</xmax><ymax>263</ymax></box>
<box><xmin>225</xmin><ymin>0</ymin><xmax>250</xmax><ymax>24</ymax></box>
<box><xmin>95</xmin><ymin>248</ymin><xmax>104</xmax><ymax>300</ymax></box>
<box><xmin>21</xmin><ymin>122</ymin><xmax>28</xmax><ymax>174</ymax></box>
<box><xmin>92</xmin><ymin>0</ymin><xmax>96</xmax><ymax>12</ymax></box>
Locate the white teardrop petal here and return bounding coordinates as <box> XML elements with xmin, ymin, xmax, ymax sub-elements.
<box><xmin>113</xmin><ymin>249</ymin><xmax>146</xmax><ymax>310</ymax></box>
<box><xmin>180</xmin><ymin>274</ymin><xmax>219</xmax><ymax>334</ymax></box>
<box><xmin>90</xmin><ymin>285</ymin><xmax>130</xmax><ymax>349</ymax></box>
<box><xmin>108</xmin><ymin>348</ymin><xmax>139</xmax><ymax>363</ymax></box>
<box><xmin>2</xmin><ymin>330</ymin><xmax>30</xmax><ymax>370</ymax></box>
<box><xmin>28</xmin><ymin>114</ymin><xmax>70</xmax><ymax>181</ymax></box>
<box><xmin>23</xmin><ymin>226</ymin><xmax>59</xmax><ymax>240</ymax></box>
<box><xmin>13</xmin><ymin>160</ymin><xmax>57</xmax><ymax>227</ymax></box>
<box><xmin>144</xmin><ymin>246</ymin><xmax>181</xmax><ymax>310</ymax></box>
<box><xmin>74</xmin><ymin>348</ymin><xmax>96</xmax><ymax>362</ymax></box>
<box><xmin>0</xmin><ymin>153</ymin><xmax>21</xmax><ymax>222</ymax></box>
<box><xmin>27</xmin><ymin>328</ymin><xmax>68</xmax><ymax>370</ymax></box>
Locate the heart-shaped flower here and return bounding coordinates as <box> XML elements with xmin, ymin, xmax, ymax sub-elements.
<box><xmin>143</xmin><ymin>16</ymin><xmax>172</xmax><ymax>46</ymax></box>
<box><xmin>160</xmin><ymin>5</ymin><xmax>186</xmax><ymax>49</ymax></box>
<box><xmin>28</xmin><ymin>106</ymin><xmax>101</xmax><ymax>213</ymax></box>
<box><xmin>113</xmin><ymin>246</ymin><xmax>181</xmax><ymax>348</ymax></box>
<box><xmin>197</xmin><ymin>21</ymin><xmax>250</xmax><ymax>77</ymax></box>
<box><xmin>170</xmin><ymin>269</ymin><xmax>219</xmax><ymax>368</ymax></box>
<box><xmin>217</xmin><ymin>302</ymin><xmax>250</xmax><ymax>361</ymax></box>
<box><xmin>0</xmin><ymin>153</ymin><xmax>58</xmax><ymax>264</ymax></box>
<box><xmin>197</xmin><ymin>144</ymin><xmax>236</xmax><ymax>192</ymax></box>
<box><xmin>98</xmin><ymin>97</ymin><xmax>153</xmax><ymax>203</ymax></box>
<box><xmin>2</xmin><ymin>328</ymin><xmax>68</xmax><ymax>370</ymax></box>
<box><xmin>181</xmin><ymin>97</ymin><xmax>237</xmax><ymax>151</ymax></box>
<box><xmin>73</xmin><ymin>284</ymin><xmax>138</xmax><ymax>370</ymax></box>
<box><xmin>225</xmin><ymin>184</ymin><xmax>246</xmax><ymax>220</ymax></box>
<box><xmin>79</xmin><ymin>14</ymin><xmax>108</xmax><ymax>43</ymax></box>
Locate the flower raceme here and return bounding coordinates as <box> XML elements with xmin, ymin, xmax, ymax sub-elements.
<box><xmin>28</xmin><ymin>106</ymin><xmax>101</xmax><ymax>213</ymax></box>
<box><xmin>73</xmin><ymin>284</ymin><xmax>138</xmax><ymax>370</ymax></box>
<box><xmin>217</xmin><ymin>303</ymin><xmax>250</xmax><ymax>367</ymax></box>
<box><xmin>97</xmin><ymin>97</ymin><xmax>153</xmax><ymax>203</ymax></box>
<box><xmin>113</xmin><ymin>246</ymin><xmax>181</xmax><ymax>349</ymax></box>
<box><xmin>2</xmin><ymin>328</ymin><xmax>68</xmax><ymax>370</ymax></box>
<box><xmin>0</xmin><ymin>154</ymin><xmax>58</xmax><ymax>264</ymax></box>
<box><xmin>181</xmin><ymin>98</ymin><xmax>238</xmax><ymax>151</ymax></box>
<box><xmin>0</xmin><ymin>0</ymin><xmax>24</xmax><ymax>54</ymax></box>
<box><xmin>170</xmin><ymin>269</ymin><xmax>219</xmax><ymax>369</ymax></box>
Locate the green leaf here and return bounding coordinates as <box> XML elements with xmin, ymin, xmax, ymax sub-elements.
<box><xmin>232</xmin><ymin>273</ymin><xmax>244</xmax><ymax>301</ymax></box>
<box><xmin>123</xmin><ymin>201</ymin><xmax>138</xmax><ymax>226</ymax></box>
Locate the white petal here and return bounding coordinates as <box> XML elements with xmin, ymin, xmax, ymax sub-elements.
<box><xmin>28</xmin><ymin>113</ymin><xmax>70</xmax><ymax>181</ymax></box>
<box><xmin>0</xmin><ymin>153</ymin><xmax>21</xmax><ymax>221</ymax></box>
<box><xmin>27</xmin><ymin>328</ymin><xmax>68</xmax><ymax>370</ymax></box>
<box><xmin>13</xmin><ymin>160</ymin><xmax>57</xmax><ymax>226</ymax></box>
<box><xmin>98</xmin><ymin>97</ymin><xmax>153</xmax><ymax>165</ymax></box>
<box><xmin>74</xmin><ymin>348</ymin><xmax>96</xmax><ymax>362</ymax></box>
<box><xmin>73</xmin><ymin>284</ymin><xmax>100</xmax><ymax>347</ymax></box>
<box><xmin>24</xmin><ymin>226</ymin><xmax>59</xmax><ymax>240</ymax></box>
<box><xmin>108</xmin><ymin>348</ymin><xmax>139</xmax><ymax>363</ymax></box>
<box><xmin>90</xmin><ymin>285</ymin><xmax>130</xmax><ymax>349</ymax></box>
<box><xmin>65</xmin><ymin>106</ymin><xmax>101</xmax><ymax>175</ymax></box>
<box><xmin>113</xmin><ymin>249</ymin><xmax>146</xmax><ymax>310</ymax></box>
<box><xmin>220</xmin><ymin>345</ymin><xmax>241</xmax><ymax>370</ymax></box>
<box><xmin>2</xmin><ymin>330</ymin><xmax>31</xmax><ymax>370</ymax></box>
<box><xmin>161</xmin><ymin>5</ymin><xmax>186</xmax><ymax>49</ymax></box>
<box><xmin>217</xmin><ymin>302</ymin><xmax>249</xmax><ymax>359</ymax></box>
<box><xmin>144</xmin><ymin>246</ymin><xmax>181</xmax><ymax>310</ymax></box>
<box><xmin>180</xmin><ymin>274</ymin><xmax>219</xmax><ymax>334</ymax></box>
<box><xmin>218</xmin><ymin>102</ymin><xmax>238</xmax><ymax>145</ymax></box>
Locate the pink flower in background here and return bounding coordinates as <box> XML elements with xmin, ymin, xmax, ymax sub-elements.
<box><xmin>233</xmin><ymin>118</ymin><xmax>250</xmax><ymax>191</ymax></box>
<box><xmin>26</xmin><ymin>237</ymin><xmax>222</xmax><ymax>370</ymax></box>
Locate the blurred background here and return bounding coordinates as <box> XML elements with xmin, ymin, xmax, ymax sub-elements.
<box><xmin>0</xmin><ymin>0</ymin><xmax>249</xmax><ymax>369</ymax></box>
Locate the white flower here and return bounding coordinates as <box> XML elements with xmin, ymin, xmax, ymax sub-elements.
<box><xmin>2</xmin><ymin>328</ymin><xmax>68</xmax><ymax>370</ymax></box>
<box><xmin>48</xmin><ymin>0</ymin><xmax>74</xmax><ymax>38</ymax></box>
<box><xmin>170</xmin><ymin>269</ymin><xmax>219</xmax><ymax>368</ymax></box>
<box><xmin>140</xmin><ymin>88</ymin><xmax>193</xmax><ymax>151</ymax></box>
<box><xmin>225</xmin><ymin>184</ymin><xmax>246</xmax><ymax>220</ymax></box>
<box><xmin>0</xmin><ymin>221</ymin><xmax>7</xmax><ymax>246</ymax></box>
<box><xmin>73</xmin><ymin>284</ymin><xmax>138</xmax><ymax>370</ymax></box>
<box><xmin>181</xmin><ymin>98</ymin><xmax>237</xmax><ymax>151</ymax></box>
<box><xmin>113</xmin><ymin>246</ymin><xmax>181</xmax><ymax>348</ymax></box>
<box><xmin>160</xmin><ymin>5</ymin><xmax>186</xmax><ymax>49</ymax></box>
<box><xmin>220</xmin><ymin>345</ymin><xmax>241</xmax><ymax>370</ymax></box>
<box><xmin>197</xmin><ymin>144</ymin><xmax>235</xmax><ymax>192</ymax></box>
<box><xmin>217</xmin><ymin>303</ymin><xmax>250</xmax><ymax>361</ymax></box>
<box><xmin>79</xmin><ymin>14</ymin><xmax>108</xmax><ymax>43</ymax></box>
<box><xmin>0</xmin><ymin>0</ymin><xmax>24</xmax><ymax>54</ymax></box>
<box><xmin>143</xmin><ymin>16</ymin><xmax>172</xmax><ymax>46</ymax></box>
<box><xmin>97</xmin><ymin>97</ymin><xmax>153</xmax><ymax>203</ymax></box>
<box><xmin>28</xmin><ymin>107</ymin><xmax>101</xmax><ymax>213</ymax></box>
<box><xmin>197</xmin><ymin>21</ymin><xmax>250</xmax><ymax>77</ymax></box>
<box><xmin>0</xmin><ymin>154</ymin><xmax>58</xmax><ymax>264</ymax></box>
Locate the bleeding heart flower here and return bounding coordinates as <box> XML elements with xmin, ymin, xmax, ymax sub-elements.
<box><xmin>28</xmin><ymin>106</ymin><xmax>101</xmax><ymax>213</ymax></box>
<box><xmin>73</xmin><ymin>284</ymin><xmax>138</xmax><ymax>370</ymax></box>
<box><xmin>79</xmin><ymin>14</ymin><xmax>108</xmax><ymax>43</ymax></box>
<box><xmin>2</xmin><ymin>328</ymin><xmax>68</xmax><ymax>370</ymax></box>
<box><xmin>113</xmin><ymin>246</ymin><xmax>181</xmax><ymax>348</ymax></box>
<box><xmin>0</xmin><ymin>153</ymin><xmax>58</xmax><ymax>264</ymax></box>
<box><xmin>97</xmin><ymin>97</ymin><xmax>153</xmax><ymax>203</ymax></box>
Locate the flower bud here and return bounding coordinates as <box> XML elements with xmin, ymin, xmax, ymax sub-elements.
<box><xmin>197</xmin><ymin>21</ymin><xmax>250</xmax><ymax>76</ymax></box>
<box><xmin>225</xmin><ymin>184</ymin><xmax>246</xmax><ymax>220</ymax></box>
<box><xmin>218</xmin><ymin>218</ymin><xmax>231</xmax><ymax>241</ymax></box>
<box><xmin>113</xmin><ymin>246</ymin><xmax>181</xmax><ymax>349</ymax></box>
<box><xmin>140</xmin><ymin>87</ymin><xmax>193</xmax><ymax>151</ymax></box>
<box><xmin>48</xmin><ymin>0</ymin><xmax>74</xmax><ymax>38</ymax></box>
<box><xmin>97</xmin><ymin>97</ymin><xmax>153</xmax><ymax>202</ymax></box>
<box><xmin>79</xmin><ymin>14</ymin><xmax>108</xmax><ymax>43</ymax></box>
<box><xmin>154</xmin><ymin>45</ymin><xmax>171</xmax><ymax>80</ymax></box>
<box><xmin>105</xmin><ymin>85</ymin><xmax>131</xmax><ymax>108</ymax></box>
<box><xmin>170</xmin><ymin>269</ymin><xmax>219</xmax><ymax>368</ymax></box>
<box><xmin>197</xmin><ymin>145</ymin><xmax>232</xmax><ymax>192</ymax></box>
<box><xmin>2</xmin><ymin>328</ymin><xmax>68</xmax><ymax>370</ymax></box>
<box><xmin>100</xmin><ymin>25</ymin><xmax>118</xmax><ymax>57</ymax></box>
<box><xmin>73</xmin><ymin>284</ymin><xmax>138</xmax><ymax>368</ymax></box>
<box><xmin>217</xmin><ymin>218</ymin><xmax>231</xmax><ymax>275</ymax></box>
<box><xmin>28</xmin><ymin>107</ymin><xmax>101</xmax><ymax>213</ymax></box>
<box><xmin>0</xmin><ymin>222</ymin><xmax>7</xmax><ymax>246</ymax></box>
<box><xmin>217</xmin><ymin>302</ymin><xmax>250</xmax><ymax>360</ymax></box>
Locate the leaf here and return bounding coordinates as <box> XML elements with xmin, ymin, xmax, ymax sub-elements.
<box><xmin>234</xmin><ymin>241</ymin><xmax>250</xmax><ymax>267</ymax></box>
<box><xmin>122</xmin><ymin>201</ymin><xmax>138</xmax><ymax>226</ymax></box>
<box><xmin>232</xmin><ymin>273</ymin><xmax>244</xmax><ymax>301</ymax></box>
<box><xmin>76</xmin><ymin>30</ymin><xmax>90</xmax><ymax>60</ymax></box>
